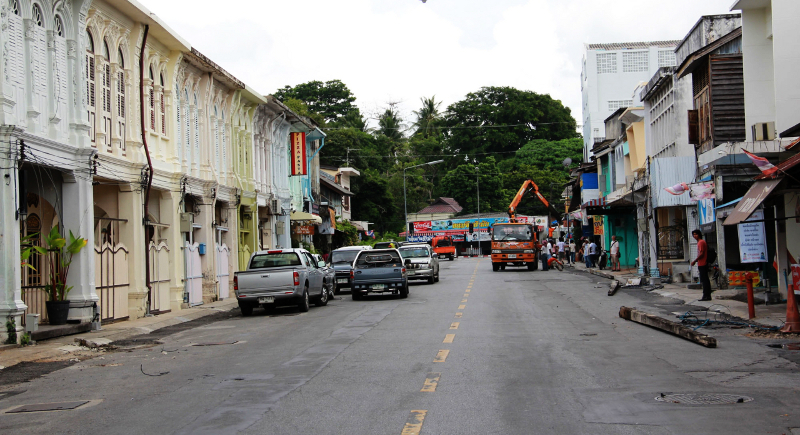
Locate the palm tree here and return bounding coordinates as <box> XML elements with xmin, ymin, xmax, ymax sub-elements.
<box><xmin>377</xmin><ymin>107</ymin><xmax>404</xmax><ymax>141</ymax></box>
<box><xmin>412</xmin><ymin>96</ymin><xmax>442</xmax><ymax>137</ymax></box>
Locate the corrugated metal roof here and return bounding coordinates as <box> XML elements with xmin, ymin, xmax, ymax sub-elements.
<box><xmin>587</xmin><ymin>40</ymin><xmax>681</xmax><ymax>51</ymax></box>
<box><xmin>417</xmin><ymin>197</ymin><xmax>463</xmax><ymax>214</ymax></box>
<box><xmin>651</xmin><ymin>156</ymin><xmax>697</xmax><ymax>208</ymax></box>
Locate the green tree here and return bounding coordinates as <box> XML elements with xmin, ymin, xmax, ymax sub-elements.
<box><xmin>282</xmin><ymin>98</ymin><xmax>326</xmax><ymax>126</ymax></box>
<box><xmin>502</xmin><ymin>164</ymin><xmax>570</xmax><ymax>217</ymax></box>
<box><xmin>320</xmin><ymin>127</ymin><xmax>378</xmax><ymax>169</ymax></box>
<box><xmin>350</xmin><ymin>169</ymin><xmax>401</xmax><ymax>233</ymax></box>
<box><xmin>377</xmin><ymin>106</ymin><xmax>405</xmax><ymax>141</ymax></box>
<box><xmin>274</xmin><ymin>80</ymin><xmax>358</xmax><ymax>123</ymax></box>
<box><xmin>443</xmin><ymin>86</ymin><xmax>579</xmax><ymax>165</ymax></box>
<box><xmin>412</xmin><ymin>96</ymin><xmax>442</xmax><ymax>137</ymax></box>
<box><xmin>439</xmin><ymin>156</ymin><xmax>507</xmax><ymax>215</ymax></box>
<box><xmin>332</xmin><ymin>109</ymin><xmax>368</xmax><ymax>132</ymax></box>
<box><xmin>513</xmin><ymin>138</ymin><xmax>584</xmax><ymax>172</ymax></box>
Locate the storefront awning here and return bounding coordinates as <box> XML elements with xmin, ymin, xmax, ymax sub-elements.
<box><xmin>722</xmin><ymin>178</ymin><xmax>783</xmax><ymax>226</ymax></box>
<box><xmin>290</xmin><ymin>210</ymin><xmax>322</xmax><ymax>224</ymax></box>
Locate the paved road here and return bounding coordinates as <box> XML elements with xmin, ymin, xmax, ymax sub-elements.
<box><xmin>1</xmin><ymin>258</ymin><xmax>799</xmax><ymax>434</ymax></box>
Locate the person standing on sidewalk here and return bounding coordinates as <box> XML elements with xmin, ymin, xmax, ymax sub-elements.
<box><xmin>568</xmin><ymin>239</ymin><xmax>576</xmax><ymax>264</ymax></box>
<box><xmin>556</xmin><ymin>238</ymin><xmax>566</xmax><ymax>263</ymax></box>
<box><xmin>691</xmin><ymin>229</ymin><xmax>712</xmax><ymax>301</ymax></box>
<box><xmin>610</xmin><ymin>235</ymin><xmax>621</xmax><ymax>271</ymax></box>
<box><xmin>587</xmin><ymin>239</ymin><xmax>598</xmax><ymax>267</ymax></box>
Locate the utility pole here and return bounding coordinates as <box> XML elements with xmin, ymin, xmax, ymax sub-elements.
<box><xmin>476</xmin><ymin>167</ymin><xmax>481</xmax><ymax>256</ymax></box>
<box><xmin>346</xmin><ymin>148</ymin><xmax>361</xmax><ymax>167</ymax></box>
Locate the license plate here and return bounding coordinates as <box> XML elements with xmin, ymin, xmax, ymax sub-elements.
<box><xmin>371</xmin><ymin>284</ymin><xmax>385</xmax><ymax>290</ymax></box>
<box><xmin>508</xmin><ymin>254</ymin><xmax>517</xmax><ymax>259</ymax></box>
<box><xmin>407</xmin><ymin>271</ymin><xmax>415</xmax><ymax>275</ymax></box>
<box><xmin>337</xmin><ymin>278</ymin><xmax>348</xmax><ymax>284</ymax></box>
<box><xmin>258</xmin><ymin>296</ymin><xmax>274</xmax><ymax>304</ymax></box>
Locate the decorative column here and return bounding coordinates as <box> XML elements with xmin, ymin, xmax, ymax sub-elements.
<box><xmin>119</xmin><ymin>182</ymin><xmax>147</xmax><ymax>319</ymax></box>
<box><xmin>62</xmin><ymin>168</ymin><xmax>97</xmax><ymax>322</ymax></box>
<box><xmin>0</xmin><ymin>132</ymin><xmax>26</xmax><ymax>343</ymax></box>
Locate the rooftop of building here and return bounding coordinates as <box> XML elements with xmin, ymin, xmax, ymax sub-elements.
<box><xmin>585</xmin><ymin>40</ymin><xmax>681</xmax><ymax>51</ymax></box>
<box><xmin>416</xmin><ymin>197</ymin><xmax>463</xmax><ymax>214</ymax></box>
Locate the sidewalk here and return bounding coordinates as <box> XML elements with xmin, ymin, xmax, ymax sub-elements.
<box><xmin>0</xmin><ymin>298</ymin><xmax>238</xmax><ymax>370</ymax></box>
<box><xmin>569</xmin><ymin>260</ymin><xmax>787</xmax><ymax>328</ymax></box>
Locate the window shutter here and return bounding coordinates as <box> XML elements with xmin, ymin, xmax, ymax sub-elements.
<box><xmin>161</xmin><ymin>94</ymin><xmax>166</xmax><ymax>135</ymax></box>
<box><xmin>688</xmin><ymin>110</ymin><xmax>699</xmax><ymax>145</ymax></box>
<box><xmin>149</xmin><ymin>88</ymin><xmax>155</xmax><ymax>131</ymax></box>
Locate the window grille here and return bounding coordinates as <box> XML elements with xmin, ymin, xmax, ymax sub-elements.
<box><xmin>32</xmin><ymin>3</ymin><xmax>43</xmax><ymax>26</ymax></box>
<box><xmin>221</xmin><ymin>112</ymin><xmax>226</xmax><ymax>178</ymax></box>
<box><xmin>149</xmin><ymin>88</ymin><xmax>155</xmax><ymax>131</ymax></box>
<box><xmin>608</xmin><ymin>100</ymin><xmax>633</xmax><ymax>111</ymax></box>
<box><xmin>176</xmin><ymin>86</ymin><xmax>181</xmax><ymax>162</ymax></box>
<box><xmin>623</xmin><ymin>51</ymin><xmax>649</xmax><ymax>73</ymax></box>
<box><xmin>117</xmin><ymin>70</ymin><xmax>125</xmax><ymax>149</ymax></box>
<box><xmin>10</xmin><ymin>0</ymin><xmax>19</xmax><ymax>15</ymax></box>
<box><xmin>596</xmin><ymin>53</ymin><xmax>616</xmax><ymax>74</ymax></box>
<box><xmin>160</xmin><ymin>74</ymin><xmax>166</xmax><ymax>135</ymax></box>
<box><xmin>54</xmin><ymin>16</ymin><xmax>64</xmax><ymax>37</ymax></box>
<box><xmin>658</xmin><ymin>50</ymin><xmax>676</xmax><ymax>67</ymax></box>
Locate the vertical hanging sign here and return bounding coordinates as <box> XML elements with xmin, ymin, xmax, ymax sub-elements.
<box><xmin>290</xmin><ymin>132</ymin><xmax>307</xmax><ymax>176</ymax></box>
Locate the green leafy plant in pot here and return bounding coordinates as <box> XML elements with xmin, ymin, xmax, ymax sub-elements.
<box><xmin>22</xmin><ymin>227</ymin><xmax>87</xmax><ymax>325</ymax></box>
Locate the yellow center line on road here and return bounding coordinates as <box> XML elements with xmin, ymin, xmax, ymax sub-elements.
<box><xmin>464</xmin><ymin>293</ymin><xmax>469</xmax><ymax>297</ymax></box>
<box><xmin>421</xmin><ymin>373</ymin><xmax>441</xmax><ymax>392</ymax></box>
<box><xmin>455</xmin><ymin>312</ymin><xmax>462</xmax><ymax>318</ymax></box>
<box><xmin>465</xmin><ymin>289</ymin><xmax>470</xmax><ymax>293</ymax></box>
<box><xmin>443</xmin><ymin>334</ymin><xmax>455</xmax><ymax>343</ymax></box>
<box><xmin>458</xmin><ymin>304</ymin><xmax>466</xmax><ymax>310</ymax></box>
<box><xmin>401</xmin><ymin>410</ymin><xmax>428</xmax><ymax>435</ymax></box>
<box><xmin>434</xmin><ymin>350</ymin><xmax>450</xmax><ymax>362</ymax></box>
<box><xmin>450</xmin><ymin>322</ymin><xmax>459</xmax><ymax>329</ymax></box>
<box><xmin>461</xmin><ymin>299</ymin><xmax>468</xmax><ymax>303</ymax></box>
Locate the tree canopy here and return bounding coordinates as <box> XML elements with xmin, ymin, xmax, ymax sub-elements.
<box><xmin>274</xmin><ymin>80</ymin><xmax>358</xmax><ymax>123</ymax></box>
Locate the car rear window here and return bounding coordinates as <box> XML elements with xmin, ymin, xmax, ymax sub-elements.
<box><xmin>436</xmin><ymin>239</ymin><xmax>451</xmax><ymax>247</ymax></box>
<box><xmin>250</xmin><ymin>252</ymin><xmax>302</xmax><ymax>269</ymax></box>
<box><xmin>331</xmin><ymin>250</ymin><xmax>359</xmax><ymax>264</ymax></box>
<box><xmin>355</xmin><ymin>251</ymin><xmax>402</xmax><ymax>268</ymax></box>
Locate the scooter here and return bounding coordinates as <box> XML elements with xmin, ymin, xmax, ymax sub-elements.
<box><xmin>598</xmin><ymin>250</ymin><xmax>609</xmax><ymax>270</ymax></box>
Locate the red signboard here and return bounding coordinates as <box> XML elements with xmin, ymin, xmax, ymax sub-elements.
<box><xmin>294</xmin><ymin>225</ymin><xmax>314</xmax><ymax>235</ymax></box>
<box><xmin>413</xmin><ymin>221</ymin><xmax>432</xmax><ymax>232</ymax></box>
<box><xmin>290</xmin><ymin>132</ymin><xmax>307</xmax><ymax>176</ymax></box>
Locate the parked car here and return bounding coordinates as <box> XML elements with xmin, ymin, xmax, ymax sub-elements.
<box><xmin>350</xmin><ymin>249</ymin><xmax>409</xmax><ymax>300</ymax></box>
<box><xmin>329</xmin><ymin>245</ymin><xmax>372</xmax><ymax>294</ymax></box>
<box><xmin>374</xmin><ymin>241</ymin><xmax>402</xmax><ymax>249</ymax></box>
<box><xmin>313</xmin><ymin>254</ymin><xmax>336</xmax><ymax>300</ymax></box>
<box><xmin>399</xmin><ymin>243</ymin><xmax>440</xmax><ymax>284</ymax></box>
<box><xmin>233</xmin><ymin>248</ymin><xmax>328</xmax><ymax>316</ymax></box>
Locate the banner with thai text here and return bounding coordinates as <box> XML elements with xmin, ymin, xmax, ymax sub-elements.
<box><xmin>738</xmin><ymin>209</ymin><xmax>767</xmax><ymax>263</ymax></box>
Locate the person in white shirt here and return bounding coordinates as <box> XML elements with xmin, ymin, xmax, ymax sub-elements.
<box><xmin>610</xmin><ymin>235</ymin><xmax>621</xmax><ymax>271</ymax></box>
<box><xmin>568</xmin><ymin>240</ymin><xmax>576</xmax><ymax>264</ymax></box>
<box><xmin>587</xmin><ymin>240</ymin><xmax>598</xmax><ymax>267</ymax></box>
<box><xmin>556</xmin><ymin>239</ymin><xmax>566</xmax><ymax>262</ymax></box>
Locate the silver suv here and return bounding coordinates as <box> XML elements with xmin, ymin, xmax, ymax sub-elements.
<box><xmin>398</xmin><ymin>244</ymin><xmax>440</xmax><ymax>284</ymax></box>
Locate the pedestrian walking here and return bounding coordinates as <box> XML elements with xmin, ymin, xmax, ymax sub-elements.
<box><xmin>568</xmin><ymin>239</ymin><xmax>576</xmax><ymax>264</ymax></box>
<box><xmin>587</xmin><ymin>239</ymin><xmax>598</xmax><ymax>268</ymax></box>
<box><xmin>556</xmin><ymin>239</ymin><xmax>566</xmax><ymax>263</ymax></box>
<box><xmin>691</xmin><ymin>230</ymin><xmax>712</xmax><ymax>301</ymax></box>
<box><xmin>610</xmin><ymin>235</ymin><xmax>621</xmax><ymax>271</ymax></box>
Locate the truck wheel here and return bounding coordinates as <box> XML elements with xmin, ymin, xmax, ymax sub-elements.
<box><xmin>333</xmin><ymin>282</ymin><xmax>340</xmax><ymax>295</ymax></box>
<box><xmin>315</xmin><ymin>285</ymin><xmax>329</xmax><ymax>307</ymax></box>
<box><xmin>500</xmin><ymin>264</ymin><xmax>506</xmax><ymax>271</ymax></box>
<box><xmin>239</xmin><ymin>303</ymin><xmax>254</xmax><ymax>317</ymax></box>
<box><xmin>434</xmin><ymin>270</ymin><xmax>440</xmax><ymax>282</ymax></box>
<box><xmin>492</xmin><ymin>263</ymin><xmax>500</xmax><ymax>272</ymax></box>
<box><xmin>449</xmin><ymin>255</ymin><xmax>454</xmax><ymax>261</ymax></box>
<box><xmin>427</xmin><ymin>274</ymin><xmax>435</xmax><ymax>284</ymax></box>
<box><xmin>399</xmin><ymin>284</ymin><xmax>409</xmax><ymax>298</ymax></box>
<box><xmin>298</xmin><ymin>285</ymin><xmax>310</xmax><ymax>312</ymax></box>
<box><xmin>352</xmin><ymin>290</ymin><xmax>361</xmax><ymax>300</ymax></box>
<box><xmin>527</xmin><ymin>262</ymin><xmax>536</xmax><ymax>271</ymax></box>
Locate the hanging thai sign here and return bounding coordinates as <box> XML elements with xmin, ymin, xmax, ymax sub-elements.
<box><xmin>738</xmin><ymin>209</ymin><xmax>768</xmax><ymax>264</ymax></box>
<box><xmin>593</xmin><ymin>216</ymin><xmax>604</xmax><ymax>235</ymax></box>
<box><xmin>698</xmin><ymin>198</ymin><xmax>715</xmax><ymax>226</ymax></box>
<box><xmin>290</xmin><ymin>132</ymin><xmax>307</xmax><ymax>176</ymax></box>
<box><xmin>294</xmin><ymin>225</ymin><xmax>314</xmax><ymax>235</ymax></box>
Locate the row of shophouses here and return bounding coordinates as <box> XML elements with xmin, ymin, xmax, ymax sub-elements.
<box><xmin>0</xmin><ymin>0</ymin><xmax>359</xmax><ymax>341</ymax></box>
<box><xmin>571</xmin><ymin>2</ymin><xmax>800</xmax><ymax>299</ymax></box>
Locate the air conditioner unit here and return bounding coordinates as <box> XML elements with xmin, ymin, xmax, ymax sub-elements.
<box><xmin>271</xmin><ymin>199</ymin><xmax>279</xmax><ymax>215</ymax></box>
<box><xmin>752</xmin><ymin>122</ymin><xmax>775</xmax><ymax>141</ymax></box>
<box><xmin>180</xmin><ymin>213</ymin><xmax>194</xmax><ymax>233</ymax></box>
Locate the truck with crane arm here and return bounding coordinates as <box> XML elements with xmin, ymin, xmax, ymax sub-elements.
<box><xmin>490</xmin><ymin>180</ymin><xmax>559</xmax><ymax>272</ymax></box>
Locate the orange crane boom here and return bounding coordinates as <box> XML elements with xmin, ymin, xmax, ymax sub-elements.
<box><xmin>507</xmin><ymin>179</ymin><xmax>559</xmax><ymax>222</ymax></box>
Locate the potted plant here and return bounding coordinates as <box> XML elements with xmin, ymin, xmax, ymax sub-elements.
<box><xmin>22</xmin><ymin>227</ymin><xmax>87</xmax><ymax>325</ymax></box>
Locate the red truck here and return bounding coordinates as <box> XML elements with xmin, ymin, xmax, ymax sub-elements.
<box><xmin>431</xmin><ymin>236</ymin><xmax>456</xmax><ymax>261</ymax></box>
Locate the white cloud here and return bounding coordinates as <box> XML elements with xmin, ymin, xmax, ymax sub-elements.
<box><xmin>139</xmin><ymin>0</ymin><xmax>735</xmax><ymax>127</ymax></box>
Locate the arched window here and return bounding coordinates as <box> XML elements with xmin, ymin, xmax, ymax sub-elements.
<box><xmin>117</xmin><ymin>49</ymin><xmax>126</xmax><ymax>149</ymax></box>
<box><xmin>160</xmin><ymin>73</ymin><xmax>166</xmax><ymax>135</ymax></box>
<box><xmin>220</xmin><ymin>110</ymin><xmax>226</xmax><ymax>179</ymax></box>
<box><xmin>53</xmin><ymin>15</ymin><xmax>68</xmax><ymax>134</ymax></box>
<box><xmin>31</xmin><ymin>3</ymin><xmax>43</xmax><ymax>27</ymax></box>
<box><xmin>101</xmin><ymin>40</ymin><xmax>112</xmax><ymax>148</ymax></box>
<box><xmin>193</xmin><ymin>94</ymin><xmax>200</xmax><ymax>168</ymax></box>
<box><xmin>184</xmin><ymin>89</ymin><xmax>191</xmax><ymax>167</ymax></box>
<box><xmin>148</xmin><ymin>66</ymin><xmax>155</xmax><ymax>131</ymax></box>
<box><xmin>214</xmin><ymin>105</ymin><xmax>220</xmax><ymax>174</ymax></box>
<box><xmin>86</xmin><ymin>31</ymin><xmax>96</xmax><ymax>145</ymax></box>
<box><xmin>175</xmin><ymin>82</ymin><xmax>181</xmax><ymax>163</ymax></box>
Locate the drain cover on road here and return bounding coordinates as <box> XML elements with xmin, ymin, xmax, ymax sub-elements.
<box><xmin>6</xmin><ymin>401</ymin><xmax>89</xmax><ymax>413</ymax></box>
<box><xmin>655</xmin><ymin>393</ymin><xmax>753</xmax><ymax>405</ymax></box>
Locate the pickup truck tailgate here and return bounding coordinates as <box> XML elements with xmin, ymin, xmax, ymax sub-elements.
<box><xmin>354</xmin><ymin>267</ymin><xmax>404</xmax><ymax>283</ymax></box>
<box><xmin>236</xmin><ymin>267</ymin><xmax>296</xmax><ymax>293</ymax></box>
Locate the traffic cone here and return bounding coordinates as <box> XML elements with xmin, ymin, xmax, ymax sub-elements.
<box><xmin>780</xmin><ymin>285</ymin><xmax>800</xmax><ymax>333</ymax></box>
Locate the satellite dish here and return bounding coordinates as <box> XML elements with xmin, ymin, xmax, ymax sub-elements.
<box><xmin>562</xmin><ymin>157</ymin><xmax>572</xmax><ymax>168</ymax></box>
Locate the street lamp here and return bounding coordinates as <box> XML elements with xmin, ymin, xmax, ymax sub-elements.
<box><xmin>404</xmin><ymin>160</ymin><xmax>444</xmax><ymax>237</ymax></box>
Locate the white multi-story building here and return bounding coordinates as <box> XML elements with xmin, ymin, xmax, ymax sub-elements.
<box><xmin>581</xmin><ymin>40</ymin><xmax>681</xmax><ymax>162</ymax></box>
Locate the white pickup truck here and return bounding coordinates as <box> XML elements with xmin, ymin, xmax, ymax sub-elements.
<box><xmin>233</xmin><ymin>248</ymin><xmax>329</xmax><ymax>316</ymax></box>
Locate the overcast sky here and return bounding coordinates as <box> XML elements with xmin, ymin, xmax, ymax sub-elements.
<box><xmin>140</xmin><ymin>0</ymin><xmax>736</xmax><ymax>128</ymax></box>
